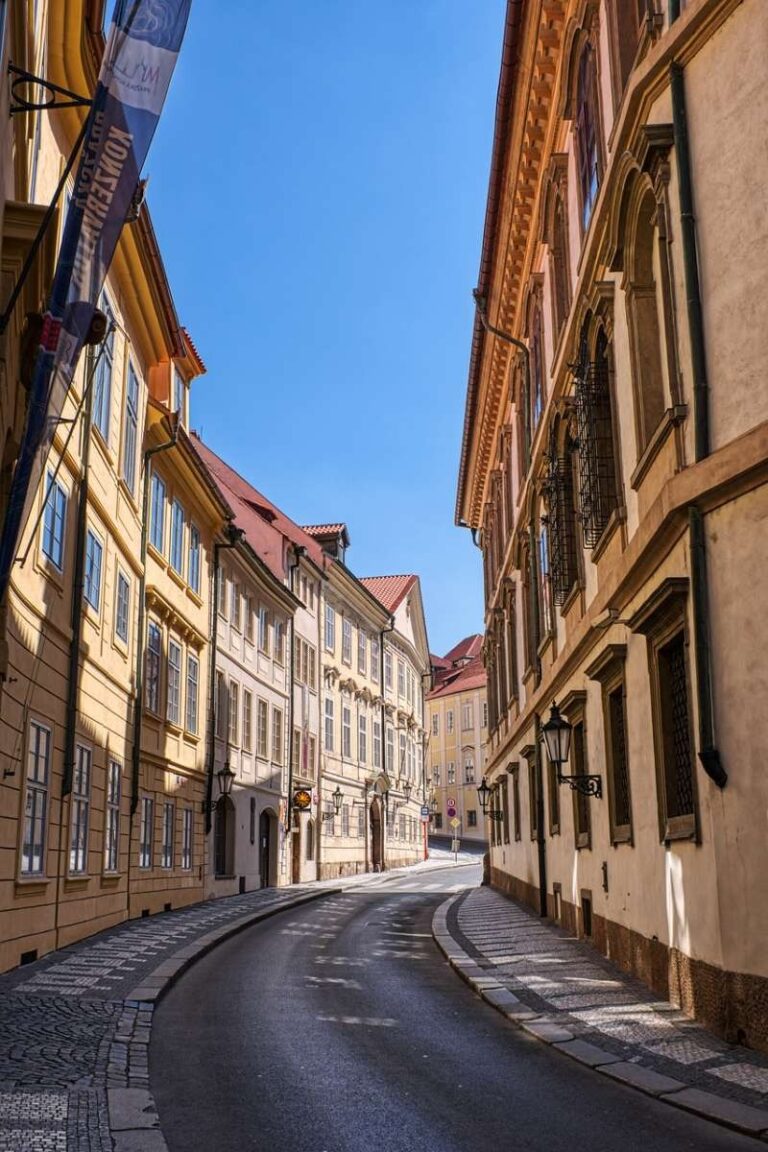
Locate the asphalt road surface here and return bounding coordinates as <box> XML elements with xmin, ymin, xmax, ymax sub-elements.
<box><xmin>152</xmin><ymin>865</ymin><xmax>759</xmax><ymax>1152</ymax></box>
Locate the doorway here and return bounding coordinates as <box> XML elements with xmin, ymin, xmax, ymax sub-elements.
<box><xmin>370</xmin><ymin>796</ymin><xmax>383</xmax><ymax>872</ymax></box>
<box><xmin>259</xmin><ymin>810</ymin><xmax>272</xmax><ymax>887</ymax></box>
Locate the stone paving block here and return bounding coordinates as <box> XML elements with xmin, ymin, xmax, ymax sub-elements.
<box><xmin>521</xmin><ymin>1020</ymin><xmax>574</xmax><ymax>1044</ymax></box>
<box><xmin>553</xmin><ymin>1039</ymin><xmax>622</xmax><ymax>1068</ymax></box>
<box><xmin>664</xmin><ymin>1088</ymin><xmax>768</xmax><ymax>1135</ymax></box>
<box><xmin>602</xmin><ymin>1061</ymin><xmax>686</xmax><ymax>1097</ymax></box>
<box><xmin>482</xmin><ymin>988</ymin><xmax>520</xmax><ymax>1009</ymax></box>
<box><xmin>108</xmin><ymin>1089</ymin><xmax>160</xmax><ymax>1131</ymax></box>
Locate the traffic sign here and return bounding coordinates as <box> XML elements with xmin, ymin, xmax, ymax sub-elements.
<box><xmin>450</xmin><ymin>817</ymin><xmax>460</xmax><ymax>829</ymax></box>
<box><xmin>447</xmin><ymin>805</ymin><xmax>456</xmax><ymax>818</ymax></box>
<box><xmin>420</xmin><ymin>804</ymin><xmax>430</xmax><ymax>818</ymax></box>
<box><xmin>447</xmin><ymin>797</ymin><xmax>456</xmax><ymax>807</ymax></box>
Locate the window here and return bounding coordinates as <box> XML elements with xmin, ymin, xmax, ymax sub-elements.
<box><xmin>70</xmin><ymin>744</ymin><xmax>91</xmax><ymax>873</ymax></box>
<box><xmin>231</xmin><ymin>581</ymin><xmax>241</xmax><ymax>631</ymax></box>
<box><xmin>150</xmin><ymin>471</ymin><xmax>166</xmax><ymax>554</ymax></box>
<box><xmin>538</xmin><ymin>523</ymin><xmax>553</xmax><ymax>637</ymax></box>
<box><xmin>357</xmin><ymin>808</ymin><xmax>365</xmax><ymax>839</ymax></box>
<box><xmin>512</xmin><ymin>765</ymin><xmax>522</xmax><ymax>841</ymax></box>
<box><xmin>572</xmin><ymin>720</ymin><xmax>591</xmax><ymax>849</ymax></box>
<box><xmin>626</xmin><ymin>189</ymin><xmax>667</xmax><ymax>454</ymax></box>
<box><xmin>83</xmin><ymin>529</ymin><xmax>103</xmax><ymax>610</ymax></box>
<box><xmin>186</xmin><ymin>653</ymin><xmax>199</xmax><ymax>734</ymax></box>
<box><xmin>588</xmin><ymin>645</ymin><xmax>632</xmax><ymax>843</ymax></box>
<box><xmin>242</xmin><ymin>689</ymin><xmax>253</xmax><ymax>752</ymax></box>
<box><xmin>342</xmin><ymin>618</ymin><xmax>352</xmax><ymax>665</ymax></box>
<box><xmin>217</xmin><ymin>568</ymin><xmax>228</xmax><ymax>617</ymax></box>
<box><xmin>399</xmin><ymin>732</ymin><xmax>406</xmax><ymax>774</ymax></box>
<box><xmin>373</xmin><ymin>720</ymin><xmax>382</xmax><ymax>769</ymax></box>
<box><xmin>576</xmin><ymin>42</ymin><xmax>601</xmax><ymax>231</ymax></box>
<box><xmin>468</xmin><ymin>810</ymin><xmax>477</xmax><ymax>828</ymax></box>
<box><xmin>167</xmin><ymin>639</ymin><xmax>182</xmax><ymax>725</ymax></box>
<box><xmin>341</xmin><ymin>805</ymin><xmax>350</xmax><ymax>838</ymax></box>
<box><xmin>482</xmin><ymin>702</ymin><xmax>488</xmax><ymax>728</ymax></box>
<box><xmin>308</xmin><ymin>735</ymin><xmax>316</xmax><ymax>774</ymax></box>
<box><xmin>432</xmin><ymin>765</ymin><xmax>440</xmax><ymax>786</ymax></box>
<box><xmin>464</xmin><ymin>761</ymin><xmax>475</xmax><ymax>784</ymax></box>
<box><xmin>121</xmin><ymin>361</ymin><xmax>139</xmax><ymax>493</ymax></box>
<box><xmin>462</xmin><ymin>702</ymin><xmax>473</xmax><ymax>730</ymax></box>
<box><xmin>172</xmin><ymin>366</ymin><xmax>185</xmax><ymax>421</ymax></box>
<box><xmin>215</xmin><ymin>670</ymin><xmax>227</xmax><ymax>739</ymax></box>
<box><xmin>162</xmin><ymin>802</ymin><xmax>175</xmax><ymax>868</ymax></box>
<box><xmin>41</xmin><ymin>469</ymin><xmax>67</xmax><ymax>569</ymax></box>
<box><xmin>446</xmin><ymin>710</ymin><xmax>454</xmax><ymax>734</ymax></box>
<box><xmin>257</xmin><ymin>699</ymin><xmax>269</xmax><ymax>758</ymax></box>
<box><xmin>181</xmin><ymin>808</ymin><xmax>193</xmax><ymax>869</ymax></box>
<box><xmin>548</xmin><ymin>753</ymin><xmax>560</xmax><ymax>836</ymax></box>
<box><xmin>115</xmin><ymin>570</ymin><xmax>130</xmax><ymax>644</ymax></box>
<box><xmin>258</xmin><ymin>606</ymin><xmax>270</xmax><ymax>654</ymax></box>
<box><xmin>274</xmin><ymin>619</ymin><xmax>285</xmax><ymax>665</ymax></box>
<box><xmin>432</xmin><ymin>714</ymin><xmax>439</xmax><ymax>736</ymax></box>
<box><xmin>550</xmin><ymin>190</ymin><xmax>572</xmax><ymax>341</ymax></box>
<box><xmin>21</xmin><ymin>720</ymin><xmax>51</xmax><ymax>875</ymax></box>
<box><xmin>370</xmin><ymin>638</ymin><xmax>379</xmax><ymax>682</ymax></box>
<box><xmin>342</xmin><ymin>706</ymin><xmax>351</xmax><ymax>758</ymax></box>
<box><xmin>272</xmin><ymin>707</ymin><xmax>283</xmax><ymax>764</ymax></box>
<box><xmin>434</xmin><ymin>812</ymin><xmax>443</xmax><ymax>830</ymax></box>
<box><xmin>397</xmin><ymin>659</ymin><xmax>405</xmax><ymax>698</ymax></box>
<box><xmin>526</xmin><ymin>751</ymin><xmax>539</xmax><ymax>840</ymax></box>
<box><xmin>250</xmin><ymin>796</ymin><xmax>257</xmax><ymax>845</ymax></box>
<box><xmin>292</xmin><ymin>727</ymin><xmax>301</xmax><ymax>771</ymax></box>
<box><xmin>229</xmin><ymin>681</ymin><xmax>240</xmax><ymax>745</ymax></box>
<box><xmin>306</xmin><ymin>819</ymin><xmax>315</xmax><ymax>861</ymax></box>
<box><xmin>358</xmin><ymin>630</ymin><xmax>367</xmax><ymax>675</ymax></box>
<box><xmin>384</xmin><ymin>651</ymin><xmax>393</xmax><ymax>691</ymax></box>
<box><xmin>325</xmin><ymin>605</ymin><xmax>335</xmax><ymax>651</ymax></box>
<box><xmin>145</xmin><ymin>621</ymin><xmax>161</xmax><ymax>712</ymax></box>
<box><xmin>530</xmin><ymin>299</ymin><xmax>545</xmax><ymax>430</ymax></box>
<box><xmin>574</xmin><ymin>328</ymin><xmax>619</xmax><ymax>546</ymax></box>
<box><xmin>92</xmin><ymin>300</ymin><xmax>114</xmax><ymax>442</ymax></box>
<box><xmin>104</xmin><ymin>760</ymin><xmax>121</xmax><ymax>872</ymax></box>
<box><xmin>139</xmin><ymin>796</ymin><xmax>153</xmax><ymax>868</ymax></box>
<box><xmin>447</xmin><ymin>763</ymin><xmax>455</xmax><ymax>785</ymax></box>
<box><xmin>243</xmin><ymin>596</ymin><xmax>253</xmax><ymax>643</ymax></box>
<box><xmin>386</xmin><ymin>726</ymin><xmax>394</xmax><ymax>773</ymax></box>
<box><xmin>358</xmin><ymin>714</ymin><xmax>367</xmax><ymax>764</ymax></box>
<box><xmin>170</xmin><ymin>500</ymin><xmax>185</xmax><ymax>575</ymax></box>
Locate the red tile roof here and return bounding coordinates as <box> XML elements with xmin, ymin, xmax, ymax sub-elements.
<box><xmin>428</xmin><ymin>654</ymin><xmax>486</xmax><ymax>700</ymax></box>
<box><xmin>189</xmin><ymin>434</ymin><xmax>326</xmax><ymax>582</ymax></box>
<box><xmin>359</xmin><ymin>574</ymin><xmax>417</xmax><ymax>614</ymax></box>
<box><xmin>443</xmin><ymin>634</ymin><xmax>483</xmax><ymax>664</ymax></box>
<box><xmin>302</xmin><ymin>523</ymin><xmax>346</xmax><ymax>537</ymax></box>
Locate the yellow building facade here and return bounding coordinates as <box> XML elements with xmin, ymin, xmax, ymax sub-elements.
<box><xmin>457</xmin><ymin>0</ymin><xmax>768</xmax><ymax>1050</ymax></box>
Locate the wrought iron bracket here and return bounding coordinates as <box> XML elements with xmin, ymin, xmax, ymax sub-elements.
<box><xmin>558</xmin><ymin>773</ymin><xmax>603</xmax><ymax>799</ymax></box>
<box><xmin>9</xmin><ymin>65</ymin><xmax>92</xmax><ymax>114</ymax></box>
<box><xmin>484</xmin><ymin>810</ymin><xmax>505</xmax><ymax>823</ymax></box>
<box><xmin>200</xmin><ymin>796</ymin><xmax>223</xmax><ymax>815</ymax></box>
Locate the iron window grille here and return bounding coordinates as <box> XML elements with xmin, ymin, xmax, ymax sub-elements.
<box><xmin>542</xmin><ymin>424</ymin><xmax>579</xmax><ymax>604</ymax></box>
<box><xmin>574</xmin><ymin>334</ymin><xmax>618</xmax><ymax>547</ymax></box>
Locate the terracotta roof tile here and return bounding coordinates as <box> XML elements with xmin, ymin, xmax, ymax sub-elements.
<box><xmin>443</xmin><ymin>634</ymin><xmax>483</xmax><ymax>664</ymax></box>
<box><xmin>427</xmin><ymin>654</ymin><xmax>486</xmax><ymax>700</ymax></box>
<box><xmin>301</xmin><ymin>523</ymin><xmax>346</xmax><ymax>537</ymax></box>
<box><xmin>359</xmin><ymin>574</ymin><xmax>417</xmax><ymax>614</ymax></box>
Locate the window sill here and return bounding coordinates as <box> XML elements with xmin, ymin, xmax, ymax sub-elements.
<box><xmin>117</xmin><ymin>478</ymin><xmax>140</xmax><ymax>515</ymax></box>
<box><xmin>165</xmin><ymin>721</ymin><xmax>183</xmax><ymax>737</ymax></box>
<box><xmin>630</xmin><ymin>405</ymin><xmax>687</xmax><ymax>491</ymax></box>
<box><xmin>91</xmin><ymin>425</ymin><xmax>115</xmax><ymax>469</ymax></box>
<box><xmin>561</xmin><ymin>581</ymin><xmax>583</xmax><ymax>616</ymax></box>
<box><xmin>101</xmin><ymin>872</ymin><xmax>121</xmax><ymax>884</ymax></box>
<box><xmin>147</xmin><ymin>543</ymin><xmax>166</xmax><ymax>569</ymax></box>
<box><xmin>611</xmin><ymin>825</ymin><xmax>633</xmax><ymax>846</ymax></box>
<box><xmin>37</xmin><ymin>553</ymin><xmax>66</xmax><ymax>593</ymax></box>
<box><xmin>663</xmin><ymin>814</ymin><xmax>697</xmax><ymax>843</ymax></box>
<box><xmin>15</xmin><ymin>876</ymin><xmax>49</xmax><ymax>891</ymax></box>
<box><xmin>590</xmin><ymin>505</ymin><xmax>626</xmax><ymax>565</ymax></box>
<box><xmin>64</xmin><ymin>875</ymin><xmax>90</xmax><ymax>888</ymax></box>
<box><xmin>168</xmin><ymin>567</ymin><xmax>186</xmax><ymax>592</ymax></box>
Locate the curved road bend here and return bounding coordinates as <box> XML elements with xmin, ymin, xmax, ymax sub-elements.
<box><xmin>151</xmin><ymin>866</ymin><xmax>759</xmax><ymax>1152</ymax></box>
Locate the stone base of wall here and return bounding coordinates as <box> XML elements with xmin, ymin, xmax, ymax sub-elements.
<box><xmin>318</xmin><ymin>861</ymin><xmax>371</xmax><ymax>881</ymax></box>
<box><xmin>490</xmin><ymin>876</ymin><xmax>768</xmax><ymax>1054</ymax></box>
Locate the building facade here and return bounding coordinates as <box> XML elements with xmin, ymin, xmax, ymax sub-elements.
<box><xmin>427</xmin><ymin>636</ymin><xmax>487</xmax><ymax>845</ymax></box>
<box><xmin>456</xmin><ymin>0</ymin><xmax>768</xmax><ymax>1050</ymax></box>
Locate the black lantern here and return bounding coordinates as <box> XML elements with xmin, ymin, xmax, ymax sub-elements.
<box><xmin>217</xmin><ymin>762</ymin><xmax>236</xmax><ymax>798</ymax></box>
<box><xmin>542</xmin><ymin>703</ymin><xmax>571</xmax><ymax>766</ymax></box>
<box><xmin>403</xmin><ymin>780</ymin><xmax>412</xmax><ymax>802</ymax></box>
<box><xmin>323</xmin><ymin>784</ymin><xmax>344</xmax><ymax>821</ymax></box>
<box><xmin>476</xmin><ymin>777</ymin><xmax>491</xmax><ymax>814</ymax></box>
<box><xmin>430</xmin><ymin>795</ymin><xmax>438</xmax><ymax>813</ymax></box>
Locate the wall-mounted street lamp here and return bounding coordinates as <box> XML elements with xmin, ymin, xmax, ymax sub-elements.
<box><xmin>321</xmin><ymin>784</ymin><xmax>344</xmax><ymax>822</ymax></box>
<box><xmin>542</xmin><ymin>702</ymin><xmax>602</xmax><ymax>799</ymax></box>
<box><xmin>476</xmin><ymin>777</ymin><xmax>504</xmax><ymax>822</ymax></box>
<box><xmin>403</xmin><ymin>780</ymin><xmax>412</xmax><ymax>802</ymax></box>
<box><xmin>201</xmin><ymin>762</ymin><xmax>236</xmax><ymax>814</ymax></box>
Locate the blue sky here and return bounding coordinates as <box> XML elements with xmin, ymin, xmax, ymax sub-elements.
<box><xmin>140</xmin><ymin>1</ymin><xmax>505</xmax><ymax>655</ymax></box>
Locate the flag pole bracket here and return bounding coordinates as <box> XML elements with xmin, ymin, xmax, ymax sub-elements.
<box><xmin>8</xmin><ymin>64</ymin><xmax>93</xmax><ymax>115</ymax></box>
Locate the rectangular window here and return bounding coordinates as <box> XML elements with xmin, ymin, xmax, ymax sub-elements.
<box><xmin>181</xmin><ymin>808</ymin><xmax>193</xmax><ymax>870</ymax></box>
<box><xmin>462</xmin><ymin>702</ymin><xmax>473</xmax><ymax>730</ymax></box>
<box><xmin>399</xmin><ymin>732</ymin><xmax>406</xmax><ymax>774</ymax></box>
<box><xmin>434</xmin><ymin>813</ymin><xmax>443</xmax><ymax>830</ymax></box>
<box><xmin>41</xmin><ymin>469</ymin><xmax>67</xmax><ymax>569</ymax></box>
<box><xmin>447</xmin><ymin>762</ymin><xmax>455</xmax><ymax>785</ymax></box>
<box><xmin>482</xmin><ymin>701</ymin><xmax>488</xmax><ymax>728</ymax></box>
<box><xmin>274</xmin><ymin>619</ymin><xmax>285</xmax><ymax>665</ymax></box>
<box><xmin>548</xmin><ymin>756</ymin><xmax>560</xmax><ymax>835</ymax></box>
<box><xmin>229</xmin><ymin>680</ymin><xmax>240</xmax><ymax>745</ymax></box>
<box><xmin>70</xmin><ymin>744</ymin><xmax>91</xmax><ymax>874</ymax></box>
<box><xmin>121</xmin><ymin>361</ymin><xmax>139</xmax><ymax>493</ymax></box>
<box><xmin>468</xmin><ymin>810</ymin><xmax>477</xmax><ymax>828</ymax></box>
<box><xmin>357</xmin><ymin>807</ymin><xmax>365</xmax><ymax>839</ymax></box>
<box><xmin>342</xmin><ymin>618</ymin><xmax>352</xmax><ymax>665</ymax></box>
<box><xmin>324</xmin><ymin>698</ymin><xmax>334</xmax><ymax>752</ymax></box>
<box><xmin>512</xmin><ymin>765</ymin><xmax>522</xmax><ymax>841</ymax></box>
<box><xmin>244</xmin><ymin>596</ymin><xmax>254</xmax><ymax>643</ymax></box>
<box><xmin>325</xmin><ymin>605</ymin><xmax>335</xmax><ymax>651</ymax></box>
<box><xmin>446</xmin><ymin>710</ymin><xmax>454</xmax><ymax>734</ymax></box>
<box><xmin>215</xmin><ymin>670</ymin><xmax>227</xmax><ymax>739</ymax></box>
<box><xmin>342</xmin><ymin>706</ymin><xmax>351</xmax><ymax>758</ymax></box>
<box><xmin>162</xmin><ymin>802</ymin><xmax>174</xmax><ymax>868</ymax></box>
<box><xmin>386</xmin><ymin>727</ymin><xmax>394</xmax><ymax>773</ymax></box>
<box><xmin>149</xmin><ymin>471</ymin><xmax>166</xmax><ymax>554</ymax></box>
<box><xmin>309</xmin><ymin>734</ymin><xmax>317</xmax><ymax>773</ymax></box>
<box><xmin>357</xmin><ymin>630</ymin><xmax>366</xmax><ymax>675</ymax></box>
<box><xmin>217</xmin><ymin>568</ymin><xmax>228</xmax><ymax>617</ymax></box>
<box><xmin>358</xmin><ymin>714</ymin><xmax>367</xmax><ymax>764</ymax></box>
<box><xmin>657</xmin><ymin>630</ymin><xmax>696</xmax><ymax>835</ymax></box>
<box><xmin>464</xmin><ymin>761</ymin><xmax>475</xmax><ymax>784</ymax></box>
<box><xmin>172</xmin><ymin>366</ymin><xmax>186</xmax><ymax>421</ymax></box>
<box><xmin>370</xmin><ymin>638</ymin><xmax>379</xmax><ymax>682</ymax></box>
<box><xmin>170</xmin><ymin>499</ymin><xmax>185</xmax><ymax>575</ymax></box>
<box><xmin>115</xmin><ymin>570</ymin><xmax>130</xmax><ymax>644</ymax></box>
<box><xmin>257</xmin><ymin>699</ymin><xmax>269</xmax><ymax>758</ymax></box>
<box><xmin>272</xmin><ymin>707</ymin><xmax>283</xmax><ymax>764</ymax></box>
<box><xmin>167</xmin><ymin>639</ymin><xmax>182</xmax><ymax>725</ymax></box>
<box><xmin>432</xmin><ymin>714</ymin><xmax>439</xmax><ymax>736</ymax></box>
<box><xmin>186</xmin><ymin>653</ymin><xmax>199</xmax><ymax>734</ymax></box>
<box><xmin>83</xmin><ymin>529</ymin><xmax>103</xmax><ymax>610</ymax></box>
<box><xmin>231</xmin><ymin>581</ymin><xmax>241</xmax><ymax>631</ymax></box>
<box><xmin>92</xmin><ymin>302</ymin><xmax>114</xmax><ymax>442</ymax></box>
<box><xmin>258</xmin><ymin>606</ymin><xmax>270</xmax><ymax>654</ymax></box>
<box><xmin>572</xmin><ymin>721</ymin><xmax>591</xmax><ymax>849</ymax></box>
<box><xmin>104</xmin><ymin>759</ymin><xmax>121</xmax><ymax>872</ymax></box>
<box><xmin>432</xmin><ymin>765</ymin><xmax>440</xmax><ymax>786</ymax></box>
<box><xmin>373</xmin><ymin>720</ymin><xmax>381</xmax><ymax>769</ymax></box>
<box><xmin>292</xmin><ymin>727</ymin><xmax>301</xmax><ymax>771</ymax></box>
<box><xmin>341</xmin><ymin>805</ymin><xmax>350</xmax><ymax>838</ymax></box>
<box><xmin>145</xmin><ymin>621</ymin><xmax>161</xmax><ymax>712</ymax></box>
<box><xmin>242</xmin><ymin>689</ymin><xmax>253</xmax><ymax>752</ymax></box>
<box><xmin>397</xmin><ymin>659</ymin><xmax>405</xmax><ymax>698</ymax></box>
<box><xmin>309</xmin><ymin>647</ymin><xmax>316</xmax><ymax>689</ymax></box>
<box><xmin>527</xmin><ymin>754</ymin><xmax>539</xmax><ymax>840</ymax></box>
<box><xmin>21</xmin><ymin>720</ymin><xmax>51</xmax><ymax>875</ymax></box>
<box><xmin>384</xmin><ymin>651</ymin><xmax>393</xmax><ymax>691</ymax></box>
<box><xmin>139</xmin><ymin>796</ymin><xmax>154</xmax><ymax>868</ymax></box>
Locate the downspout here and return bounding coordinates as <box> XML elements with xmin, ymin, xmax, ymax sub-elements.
<box><xmin>528</xmin><ymin>521</ymin><xmax>541</xmax><ymax>686</ymax></box>
<box><xmin>286</xmin><ymin>545</ymin><xmax>306</xmax><ymax>879</ymax></box>
<box><xmin>379</xmin><ymin>614</ymin><xmax>396</xmax><ymax>871</ymax></box>
<box><xmin>534</xmin><ymin>712</ymin><xmax>547</xmax><ymax>918</ymax></box>
<box><xmin>474</xmin><ymin>290</ymin><xmax>532</xmax><ymax>467</ymax></box>
<box><xmin>670</xmin><ymin>63</ymin><xmax>726</xmax><ymax>788</ymax></box>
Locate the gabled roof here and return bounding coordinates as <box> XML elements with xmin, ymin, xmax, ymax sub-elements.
<box><xmin>359</xmin><ymin>574</ymin><xmax>418</xmax><ymax>614</ymax></box>
<box><xmin>189</xmin><ymin>434</ymin><xmax>325</xmax><ymax>581</ymax></box>
<box><xmin>428</xmin><ymin>654</ymin><xmax>487</xmax><ymax>700</ymax></box>
<box><xmin>443</xmin><ymin>634</ymin><xmax>483</xmax><ymax>665</ymax></box>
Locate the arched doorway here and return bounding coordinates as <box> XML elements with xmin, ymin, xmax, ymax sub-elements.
<box><xmin>370</xmin><ymin>796</ymin><xmax>383</xmax><ymax>872</ymax></box>
<box><xmin>259</xmin><ymin>809</ymin><xmax>278</xmax><ymax>887</ymax></box>
<box><xmin>214</xmin><ymin>797</ymin><xmax>235</xmax><ymax>878</ymax></box>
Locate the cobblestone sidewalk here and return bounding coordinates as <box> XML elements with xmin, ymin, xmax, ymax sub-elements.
<box><xmin>434</xmin><ymin>886</ymin><xmax>768</xmax><ymax>1141</ymax></box>
<box><xmin>0</xmin><ymin>884</ymin><xmax>334</xmax><ymax>1151</ymax></box>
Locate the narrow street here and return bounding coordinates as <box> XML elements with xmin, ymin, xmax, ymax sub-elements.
<box><xmin>151</xmin><ymin>868</ymin><xmax>760</xmax><ymax>1152</ymax></box>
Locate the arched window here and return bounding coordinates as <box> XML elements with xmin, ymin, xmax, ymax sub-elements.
<box><xmin>551</xmin><ymin>193</ymin><xmax>572</xmax><ymax>339</ymax></box>
<box><xmin>530</xmin><ymin>300</ymin><xmax>545</xmax><ymax>431</ymax></box>
<box><xmin>576</xmin><ymin>43</ymin><xmax>602</xmax><ymax>231</ymax></box>
<box><xmin>627</xmin><ymin>189</ymin><xmax>666</xmax><ymax>453</ymax></box>
<box><xmin>544</xmin><ymin>418</ymin><xmax>580</xmax><ymax>604</ymax></box>
<box><xmin>537</xmin><ymin>517</ymin><xmax>554</xmax><ymax>637</ymax></box>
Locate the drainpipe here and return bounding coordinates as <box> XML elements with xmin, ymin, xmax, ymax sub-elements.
<box><xmin>534</xmin><ymin>712</ymin><xmax>547</xmax><ymax>918</ymax></box>
<box><xmin>689</xmin><ymin>507</ymin><xmax>726</xmax><ymax>787</ymax></box>
<box><xmin>286</xmin><ymin>545</ymin><xmax>306</xmax><ymax>878</ymax></box>
<box><xmin>474</xmin><ymin>290</ymin><xmax>532</xmax><ymax>467</ymax></box>
<box><xmin>379</xmin><ymin>615</ymin><xmax>396</xmax><ymax>871</ymax></box>
<box><xmin>528</xmin><ymin>521</ymin><xmax>541</xmax><ymax>685</ymax></box>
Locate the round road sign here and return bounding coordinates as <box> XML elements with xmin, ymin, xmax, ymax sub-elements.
<box><xmin>447</xmin><ymin>805</ymin><xmax>457</xmax><ymax>818</ymax></box>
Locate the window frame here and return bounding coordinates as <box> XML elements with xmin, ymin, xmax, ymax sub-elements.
<box><xmin>83</xmin><ymin>528</ymin><xmax>103</xmax><ymax>612</ymax></box>
<box><xmin>69</xmin><ymin>743</ymin><xmax>91</xmax><ymax>875</ymax></box>
<box><xmin>104</xmin><ymin>758</ymin><xmax>121</xmax><ymax>873</ymax></box>
<box><xmin>169</xmin><ymin>498</ymin><xmax>185</xmax><ymax>576</ymax></box>
<box><xmin>186</xmin><ymin>652</ymin><xmax>199</xmax><ymax>735</ymax></box>
<box><xmin>41</xmin><ymin>468</ymin><xmax>67</xmax><ymax>571</ymax></box>
<box><xmin>121</xmin><ymin>360</ymin><xmax>140</xmax><ymax>494</ymax></box>
<box><xmin>149</xmin><ymin>470</ymin><xmax>166</xmax><ymax>555</ymax></box>
<box><xmin>20</xmin><ymin>719</ymin><xmax>51</xmax><ymax>876</ymax></box>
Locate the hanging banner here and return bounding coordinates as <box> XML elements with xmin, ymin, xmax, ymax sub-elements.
<box><xmin>0</xmin><ymin>0</ymin><xmax>192</xmax><ymax>605</ymax></box>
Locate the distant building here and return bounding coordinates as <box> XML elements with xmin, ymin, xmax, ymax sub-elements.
<box><xmin>426</xmin><ymin>637</ymin><xmax>487</xmax><ymax>845</ymax></box>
